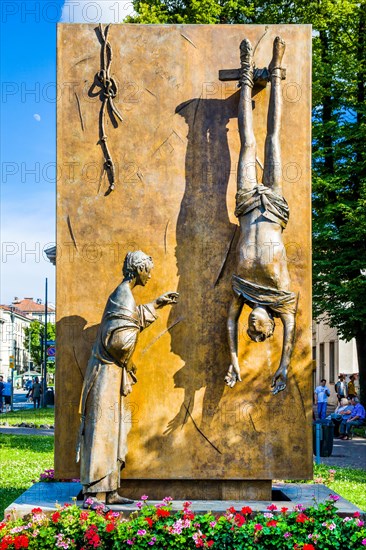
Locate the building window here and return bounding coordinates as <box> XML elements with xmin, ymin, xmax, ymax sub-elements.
<box><xmin>320</xmin><ymin>343</ymin><xmax>325</xmax><ymax>380</ymax></box>
<box><xmin>329</xmin><ymin>341</ymin><xmax>335</xmax><ymax>384</ymax></box>
<box><xmin>312</xmin><ymin>346</ymin><xmax>316</xmax><ymax>360</ymax></box>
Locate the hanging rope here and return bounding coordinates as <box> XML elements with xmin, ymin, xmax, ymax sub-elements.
<box><xmin>97</xmin><ymin>24</ymin><xmax>123</xmax><ymax>195</ymax></box>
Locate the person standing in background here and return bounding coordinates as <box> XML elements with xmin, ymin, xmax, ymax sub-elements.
<box><xmin>31</xmin><ymin>377</ymin><xmax>42</xmax><ymax>409</ymax></box>
<box><xmin>347</xmin><ymin>374</ymin><xmax>358</xmax><ymax>399</ymax></box>
<box><xmin>0</xmin><ymin>376</ymin><xmax>4</xmax><ymax>413</ymax></box>
<box><xmin>314</xmin><ymin>379</ymin><xmax>331</xmax><ymax>420</ymax></box>
<box><xmin>3</xmin><ymin>379</ymin><xmax>12</xmax><ymax>413</ymax></box>
<box><xmin>335</xmin><ymin>374</ymin><xmax>348</xmax><ymax>404</ymax></box>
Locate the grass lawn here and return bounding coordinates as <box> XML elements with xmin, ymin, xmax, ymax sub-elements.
<box><xmin>312</xmin><ymin>463</ymin><xmax>366</xmax><ymax>511</ymax></box>
<box><xmin>0</xmin><ymin>407</ymin><xmax>55</xmax><ymax>427</ymax></box>
<box><xmin>0</xmin><ymin>434</ymin><xmax>54</xmax><ymax>518</ymax></box>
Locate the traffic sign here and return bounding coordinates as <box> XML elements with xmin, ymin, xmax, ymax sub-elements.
<box><xmin>47</xmin><ymin>346</ymin><xmax>56</xmax><ymax>357</ymax></box>
<box><xmin>47</xmin><ymin>340</ymin><xmax>56</xmax><ymax>346</ymax></box>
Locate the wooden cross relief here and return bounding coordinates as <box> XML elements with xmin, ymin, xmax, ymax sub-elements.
<box><xmin>218</xmin><ymin>66</ymin><xmax>286</xmax><ymax>87</ymax></box>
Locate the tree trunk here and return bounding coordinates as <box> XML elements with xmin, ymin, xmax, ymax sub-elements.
<box><xmin>355</xmin><ymin>331</ymin><xmax>366</xmax><ymax>405</ymax></box>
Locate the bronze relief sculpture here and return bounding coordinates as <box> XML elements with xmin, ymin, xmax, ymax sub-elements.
<box><xmin>226</xmin><ymin>37</ymin><xmax>298</xmax><ymax>396</ymax></box>
<box><xmin>77</xmin><ymin>251</ymin><xmax>178</xmax><ymax>509</ymax></box>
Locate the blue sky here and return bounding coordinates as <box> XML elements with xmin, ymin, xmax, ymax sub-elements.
<box><xmin>0</xmin><ymin>1</ymin><xmax>132</xmax><ymax>306</ymax></box>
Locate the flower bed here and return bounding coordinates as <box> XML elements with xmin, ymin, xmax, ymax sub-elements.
<box><xmin>1</xmin><ymin>497</ymin><xmax>365</xmax><ymax>549</ymax></box>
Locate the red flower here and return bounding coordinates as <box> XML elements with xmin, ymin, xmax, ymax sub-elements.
<box><xmin>234</xmin><ymin>513</ymin><xmax>246</xmax><ymax>527</ymax></box>
<box><xmin>105</xmin><ymin>522</ymin><xmax>115</xmax><ymax>532</ymax></box>
<box><xmin>85</xmin><ymin>524</ymin><xmax>101</xmax><ymax>548</ymax></box>
<box><xmin>254</xmin><ymin>524</ymin><xmax>263</xmax><ymax>531</ymax></box>
<box><xmin>51</xmin><ymin>511</ymin><xmax>61</xmax><ymax>523</ymax></box>
<box><xmin>228</xmin><ymin>506</ymin><xmax>236</xmax><ymax>514</ymax></box>
<box><xmin>184</xmin><ymin>512</ymin><xmax>195</xmax><ymax>520</ymax></box>
<box><xmin>266</xmin><ymin>520</ymin><xmax>278</xmax><ymax>527</ymax></box>
<box><xmin>354</xmin><ymin>511</ymin><xmax>361</xmax><ymax>518</ymax></box>
<box><xmin>80</xmin><ymin>511</ymin><xmax>89</xmax><ymax>521</ymax></box>
<box><xmin>207</xmin><ymin>542</ymin><xmax>214</xmax><ymax>547</ymax></box>
<box><xmin>241</xmin><ymin>506</ymin><xmax>253</xmax><ymax>515</ymax></box>
<box><xmin>146</xmin><ymin>517</ymin><xmax>154</xmax><ymax>527</ymax></box>
<box><xmin>281</xmin><ymin>507</ymin><xmax>288</xmax><ymax>514</ymax></box>
<box><xmin>157</xmin><ymin>508</ymin><xmax>170</xmax><ymax>518</ymax></box>
<box><xmin>105</xmin><ymin>511</ymin><xmax>118</xmax><ymax>521</ymax></box>
<box><xmin>302</xmin><ymin>545</ymin><xmax>316</xmax><ymax>550</ymax></box>
<box><xmin>296</xmin><ymin>513</ymin><xmax>309</xmax><ymax>523</ymax></box>
<box><xmin>13</xmin><ymin>536</ymin><xmax>29</xmax><ymax>549</ymax></box>
<box><xmin>1</xmin><ymin>535</ymin><xmax>13</xmax><ymax>550</ymax></box>
<box><xmin>267</xmin><ymin>504</ymin><xmax>278</xmax><ymax>511</ymax></box>
<box><xmin>31</xmin><ymin>507</ymin><xmax>42</xmax><ymax>515</ymax></box>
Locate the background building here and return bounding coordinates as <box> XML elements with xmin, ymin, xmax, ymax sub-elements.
<box><xmin>0</xmin><ymin>306</ymin><xmax>32</xmax><ymax>381</ymax></box>
<box><xmin>0</xmin><ymin>298</ymin><xmax>56</xmax><ymax>381</ymax></box>
<box><xmin>11</xmin><ymin>297</ymin><xmax>56</xmax><ymax>324</ymax></box>
<box><xmin>312</xmin><ymin>319</ymin><xmax>359</xmax><ymax>404</ymax></box>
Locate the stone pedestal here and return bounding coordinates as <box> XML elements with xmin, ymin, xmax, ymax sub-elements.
<box><xmin>55</xmin><ymin>24</ymin><xmax>312</xmax><ymax>497</ymax></box>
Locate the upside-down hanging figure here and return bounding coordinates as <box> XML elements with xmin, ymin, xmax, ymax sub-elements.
<box><xmin>226</xmin><ymin>37</ymin><xmax>298</xmax><ymax>396</ymax></box>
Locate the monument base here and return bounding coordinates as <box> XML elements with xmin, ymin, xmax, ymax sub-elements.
<box><xmin>119</xmin><ymin>479</ymin><xmax>272</xmax><ymax>500</ymax></box>
<box><xmin>5</xmin><ymin>482</ymin><xmax>364</xmax><ymax>521</ymax></box>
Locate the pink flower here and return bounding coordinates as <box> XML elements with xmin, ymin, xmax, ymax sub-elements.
<box><xmin>329</xmin><ymin>494</ymin><xmax>340</xmax><ymax>501</ymax></box>
<box><xmin>357</xmin><ymin>520</ymin><xmax>365</xmax><ymax>527</ymax></box>
<box><xmin>141</xmin><ymin>495</ymin><xmax>149</xmax><ymax>501</ymax></box>
<box><xmin>137</xmin><ymin>529</ymin><xmax>147</xmax><ymax>536</ymax></box>
<box><xmin>362</xmin><ymin>539</ymin><xmax>366</xmax><ymax>545</ymax></box>
<box><xmin>254</xmin><ymin>524</ymin><xmax>263</xmax><ymax>531</ymax></box>
<box><xmin>294</xmin><ymin>504</ymin><xmax>306</xmax><ymax>512</ymax></box>
<box><xmin>283</xmin><ymin>532</ymin><xmax>292</xmax><ymax>538</ymax></box>
<box><xmin>267</xmin><ymin>504</ymin><xmax>277</xmax><ymax>511</ymax></box>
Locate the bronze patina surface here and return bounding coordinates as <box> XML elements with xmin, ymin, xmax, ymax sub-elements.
<box><xmin>56</xmin><ymin>24</ymin><xmax>312</xmax><ymax>495</ymax></box>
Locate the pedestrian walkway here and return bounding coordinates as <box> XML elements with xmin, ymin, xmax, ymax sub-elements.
<box><xmin>321</xmin><ymin>436</ymin><xmax>366</xmax><ymax>469</ymax></box>
<box><xmin>0</xmin><ymin>426</ymin><xmax>54</xmax><ymax>436</ymax></box>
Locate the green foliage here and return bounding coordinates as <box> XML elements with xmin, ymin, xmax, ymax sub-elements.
<box><xmin>0</xmin><ymin>497</ymin><xmax>365</xmax><ymax>549</ymax></box>
<box><xmin>0</xmin><ymin>434</ymin><xmax>54</xmax><ymax>518</ymax></box>
<box><xmin>24</xmin><ymin>321</ymin><xmax>56</xmax><ymax>370</ymax></box>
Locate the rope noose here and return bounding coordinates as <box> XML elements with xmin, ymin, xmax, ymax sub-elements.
<box><xmin>97</xmin><ymin>24</ymin><xmax>123</xmax><ymax>195</ymax></box>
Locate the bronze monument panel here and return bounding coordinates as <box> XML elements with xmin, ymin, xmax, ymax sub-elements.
<box><xmin>56</xmin><ymin>24</ymin><xmax>312</xmax><ymax>487</ymax></box>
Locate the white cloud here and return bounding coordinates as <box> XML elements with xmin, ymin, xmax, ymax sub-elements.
<box><xmin>33</xmin><ymin>114</ymin><xmax>41</xmax><ymax>122</ymax></box>
<box><xmin>60</xmin><ymin>1</ymin><xmax>134</xmax><ymax>23</ymax></box>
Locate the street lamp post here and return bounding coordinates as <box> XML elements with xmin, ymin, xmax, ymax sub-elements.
<box><xmin>10</xmin><ymin>308</ymin><xmax>15</xmax><ymax>412</ymax></box>
<box><xmin>42</xmin><ymin>278</ymin><xmax>48</xmax><ymax>408</ymax></box>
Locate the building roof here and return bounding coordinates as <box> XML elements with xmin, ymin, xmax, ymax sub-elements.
<box><xmin>0</xmin><ymin>305</ymin><xmax>32</xmax><ymax>321</ymax></box>
<box><xmin>11</xmin><ymin>298</ymin><xmax>55</xmax><ymax>313</ymax></box>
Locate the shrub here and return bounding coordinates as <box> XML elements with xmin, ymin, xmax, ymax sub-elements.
<box><xmin>1</xmin><ymin>496</ymin><xmax>365</xmax><ymax>549</ymax></box>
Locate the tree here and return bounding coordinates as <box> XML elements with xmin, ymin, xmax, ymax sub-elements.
<box><xmin>24</xmin><ymin>320</ymin><xmax>56</xmax><ymax>371</ymax></box>
<box><xmin>128</xmin><ymin>0</ymin><xmax>366</xmax><ymax>401</ymax></box>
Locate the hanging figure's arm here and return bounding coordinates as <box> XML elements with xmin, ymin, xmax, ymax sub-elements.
<box><xmin>226</xmin><ymin>294</ymin><xmax>245</xmax><ymax>387</ymax></box>
<box><xmin>271</xmin><ymin>311</ymin><xmax>296</xmax><ymax>395</ymax></box>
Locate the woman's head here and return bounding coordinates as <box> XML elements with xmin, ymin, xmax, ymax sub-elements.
<box><xmin>123</xmin><ymin>251</ymin><xmax>154</xmax><ymax>284</ymax></box>
<box><xmin>247</xmin><ymin>306</ymin><xmax>275</xmax><ymax>342</ymax></box>
<box><xmin>340</xmin><ymin>397</ymin><xmax>349</xmax><ymax>406</ymax></box>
